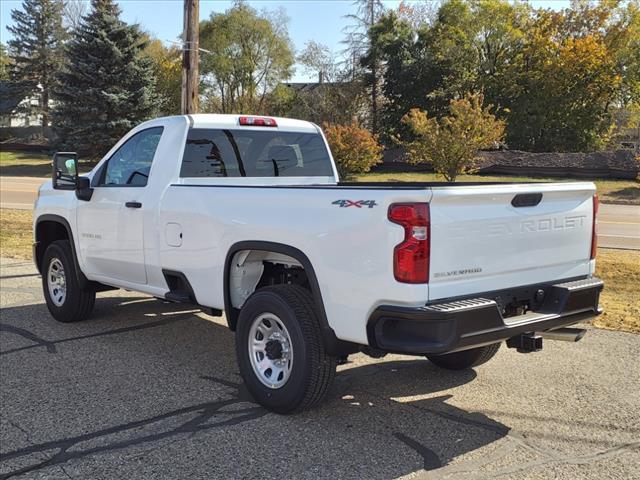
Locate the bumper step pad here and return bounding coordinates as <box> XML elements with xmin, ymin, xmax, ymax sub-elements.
<box><xmin>368</xmin><ymin>277</ymin><xmax>603</xmax><ymax>355</ymax></box>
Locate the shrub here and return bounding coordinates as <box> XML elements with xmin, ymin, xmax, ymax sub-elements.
<box><xmin>323</xmin><ymin>122</ymin><xmax>383</xmax><ymax>177</ymax></box>
<box><xmin>401</xmin><ymin>93</ymin><xmax>505</xmax><ymax>182</ymax></box>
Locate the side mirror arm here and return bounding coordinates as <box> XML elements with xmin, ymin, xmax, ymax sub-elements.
<box><xmin>76</xmin><ymin>176</ymin><xmax>93</xmax><ymax>201</ymax></box>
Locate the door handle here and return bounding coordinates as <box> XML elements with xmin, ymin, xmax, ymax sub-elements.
<box><xmin>125</xmin><ymin>201</ymin><xmax>142</xmax><ymax>209</ymax></box>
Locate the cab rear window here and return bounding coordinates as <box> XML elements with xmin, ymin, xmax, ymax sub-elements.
<box><xmin>180</xmin><ymin>128</ymin><xmax>334</xmax><ymax>178</ymax></box>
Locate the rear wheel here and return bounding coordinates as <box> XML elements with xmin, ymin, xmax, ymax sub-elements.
<box><xmin>42</xmin><ymin>240</ymin><xmax>95</xmax><ymax>323</ymax></box>
<box><xmin>427</xmin><ymin>343</ymin><xmax>501</xmax><ymax>370</ymax></box>
<box><xmin>235</xmin><ymin>285</ymin><xmax>337</xmax><ymax>413</ymax></box>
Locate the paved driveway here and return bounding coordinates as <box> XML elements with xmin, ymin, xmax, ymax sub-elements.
<box><xmin>1</xmin><ymin>258</ymin><xmax>638</xmax><ymax>479</ymax></box>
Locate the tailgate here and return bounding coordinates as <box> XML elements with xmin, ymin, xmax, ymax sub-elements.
<box><xmin>428</xmin><ymin>183</ymin><xmax>596</xmax><ymax>301</ymax></box>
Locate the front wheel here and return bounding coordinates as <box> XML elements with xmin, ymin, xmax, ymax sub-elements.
<box><xmin>235</xmin><ymin>285</ymin><xmax>337</xmax><ymax>414</ymax></box>
<box><xmin>41</xmin><ymin>240</ymin><xmax>95</xmax><ymax>323</ymax></box>
<box><xmin>426</xmin><ymin>343</ymin><xmax>501</xmax><ymax>371</ymax></box>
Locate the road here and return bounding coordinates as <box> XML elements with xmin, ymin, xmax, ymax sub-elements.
<box><xmin>1</xmin><ymin>258</ymin><xmax>639</xmax><ymax>480</ymax></box>
<box><xmin>0</xmin><ymin>177</ymin><xmax>44</xmax><ymax>210</ymax></box>
<box><xmin>1</xmin><ymin>176</ymin><xmax>638</xmax><ymax>249</ymax></box>
<box><xmin>596</xmin><ymin>203</ymin><xmax>640</xmax><ymax>250</ymax></box>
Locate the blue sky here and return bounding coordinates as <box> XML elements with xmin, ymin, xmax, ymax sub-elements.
<box><xmin>1</xmin><ymin>0</ymin><xmax>571</xmax><ymax>81</ymax></box>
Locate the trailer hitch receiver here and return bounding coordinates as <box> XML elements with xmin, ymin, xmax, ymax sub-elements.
<box><xmin>507</xmin><ymin>332</ymin><xmax>543</xmax><ymax>353</ymax></box>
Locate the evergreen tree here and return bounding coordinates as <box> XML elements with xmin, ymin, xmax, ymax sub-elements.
<box><xmin>53</xmin><ymin>0</ymin><xmax>156</xmax><ymax>158</ymax></box>
<box><xmin>7</xmin><ymin>0</ymin><xmax>66</xmax><ymax>133</ymax></box>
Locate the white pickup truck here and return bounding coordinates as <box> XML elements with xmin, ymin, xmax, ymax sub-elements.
<box><xmin>34</xmin><ymin>114</ymin><xmax>603</xmax><ymax>413</ymax></box>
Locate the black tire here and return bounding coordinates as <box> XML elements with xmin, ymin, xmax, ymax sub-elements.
<box><xmin>235</xmin><ymin>285</ymin><xmax>337</xmax><ymax>414</ymax></box>
<box><xmin>41</xmin><ymin>240</ymin><xmax>95</xmax><ymax>323</ymax></box>
<box><xmin>427</xmin><ymin>343</ymin><xmax>501</xmax><ymax>371</ymax></box>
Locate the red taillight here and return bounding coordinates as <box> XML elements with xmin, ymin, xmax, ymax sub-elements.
<box><xmin>388</xmin><ymin>203</ymin><xmax>430</xmax><ymax>283</ymax></box>
<box><xmin>591</xmin><ymin>193</ymin><xmax>599</xmax><ymax>259</ymax></box>
<box><xmin>238</xmin><ymin>116</ymin><xmax>277</xmax><ymax>127</ymax></box>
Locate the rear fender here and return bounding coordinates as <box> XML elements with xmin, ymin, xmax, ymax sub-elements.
<box><xmin>223</xmin><ymin>240</ymin><xmax>357</xmax><ymax>356</ymax></box>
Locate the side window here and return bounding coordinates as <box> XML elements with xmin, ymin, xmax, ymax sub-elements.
<box><xmin>99</xmin><ymin>127</ymin><xmax>163</xmax><ymax>186</ymax></box>
<box><xmin>180</xmin><ymin>129</ymin><xmax>245</xmax><ymax>177</ymax></box>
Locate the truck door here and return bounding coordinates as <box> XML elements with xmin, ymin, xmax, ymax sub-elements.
<box><xmin>76</xmin><ymin>127</ymin><xmax>164</xmax><ymax>285</ymax></box>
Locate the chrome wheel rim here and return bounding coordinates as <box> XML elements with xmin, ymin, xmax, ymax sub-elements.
<box><xmin>248</xmin><ymin>313</ymin><xmax>293</xmax><ymax>389</ymax></box>
<box><xmin>47</xmin><ymin>258</ymin><xmax>67</xmax><ymax>307</ymax></box>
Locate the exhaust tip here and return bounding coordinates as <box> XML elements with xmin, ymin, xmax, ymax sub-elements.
<box><xmin>541</xmin><ymin>327</ymin><xmax>587</xmax><ymax>343</ymax></box>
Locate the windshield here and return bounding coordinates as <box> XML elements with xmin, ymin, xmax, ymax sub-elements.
<box><xmin>180</xmin><ymin>128</ymin><xmax>334</xmax><ymax>178</ymax></box>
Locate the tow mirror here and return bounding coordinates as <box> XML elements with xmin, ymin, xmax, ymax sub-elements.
<box><xmin>52</xmin><ymin>152</ymin><xmax>93</xmax><ymax>201</ymax></box>
<box><xmin>52</xmin><ymin>152</ymin><xmax>78</xmax><ymax>190</ymax></box>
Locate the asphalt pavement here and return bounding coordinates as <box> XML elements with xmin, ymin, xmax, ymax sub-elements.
<box><xmin>0</xmin><ymin>177</ymin><xmax>44</xmax><ymax>210</ymax></box>
<box><xmin>1</xmin><ymin>258</ymin><xmax>639</xmax><ymax>479</ymax></box>
<box><xmin>596</xmin><ymin>203</ymin><xmax>640</xmax><ymax>250</ymax></box>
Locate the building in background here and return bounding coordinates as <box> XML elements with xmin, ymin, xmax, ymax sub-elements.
<box><xmin>0</xmin><ymin>81</ymin><xmax>44</xmax><ymax>128</ymax></box>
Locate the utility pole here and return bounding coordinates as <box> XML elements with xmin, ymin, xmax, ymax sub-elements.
<box><xmin>181</xmin><ymin>0</ymin><xmax>199</xmax><ymax>115</ymax></box>
<box><xmin>368</xmin><ymin>0</ymin><xmax>377</xmax><ymax>135</ymax></box>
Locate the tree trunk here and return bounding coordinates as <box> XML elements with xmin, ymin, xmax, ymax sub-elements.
<box><xmin>371</xmin><ymin>61</ymin><xmax>378</xmax><ymax>134</ymax></box>
<box><xmin>369</xmin><ymin>0</ymin><xmax>377</xmax><ymax>134</ymax></box>
<box><xmin>41</xmin><ymin>88</ymin><xmax>49</xmax><ymax>137</ymax></box>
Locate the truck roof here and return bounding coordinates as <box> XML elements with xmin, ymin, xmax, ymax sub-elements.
<box><xmin>186</xmin><ymin>114</ymin><xmax>320</xmax><ymax>133</ymax></box>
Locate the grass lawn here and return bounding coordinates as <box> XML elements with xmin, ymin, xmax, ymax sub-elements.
<box><xmin>0</xmin><ymin>209</ymin><xmax>33</xmax><ymax>259</ymax></box>
<box><xmin>0</xmin><ymin>150</ymin><xmax>96</xmax><ymax>177</ymax></box>
<box><xmin>356</xmin><ymin>172</ymin><xmax>640</xmax><ymax>205</ymax></box>
<box><xmin>0</xmin><ymin>150</ymin><xmax>51</xmax><ymax>177</ymax></box>
<box><xmin>594</xmin><ymin>249</ymin><xmax>640</xmax><ymax>334</ymax></box>
<box><xmin>1</xmin><ymin>208</ymin><xmax>637</xmax><ymax>334</ymax></box>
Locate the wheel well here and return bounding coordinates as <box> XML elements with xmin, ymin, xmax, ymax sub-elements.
<box><xmin>228</xmin><ymin>250</ymin><xmax>309</xmax><ymax>311</ymax></box>
<box><xmin>34</xmin><ymin>220</ymin><xmax>70</xmax><ymax>272</ymax></box>
<box><xmin>223</xmin><ymin>242</ymin><xmax>358</xmax><ymax>357</ymax></box>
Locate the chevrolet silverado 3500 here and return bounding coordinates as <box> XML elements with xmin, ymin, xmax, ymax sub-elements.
<box><xmin>34</xmin><ymin>114</ymin><xmax>603</xmax><ymax>413</ymax></box>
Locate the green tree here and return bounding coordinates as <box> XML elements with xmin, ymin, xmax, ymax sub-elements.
<box><xmin>402</xmin><ymin>94</ymin><xmax>505</xmax><ymax>182</ymax></box>
<box><xmin>53</xmin><ymin>0</ymin><xmax>156</xmax><ymax>158</ymax></box>
<box><xmin>362</xmin><ymin>1</ymin><xmax>481</xmax><ymax>140</ymax></box>
<box><xmin>503</xmin><ymin>5</ymin><xmax>623</xmax><ymax>151</ymax></box>
<box><xmin>7</xmin><ymin>0</ymin><xmax>66</xmax><ymax>133</ymax></box>
<box><xmin>362</xmin><ymin>12</ymin><xmax>421</xmax><ymax>141</ymax></box>
<box><xmin>472</xmin><ymin>0</ymin><xmax>530</xmax><ymax>111</ymax></box>
<box><xmin>606</xmin><ymin>0</ymin><xmax>640</xmax><ymax>108</ymax></box>
<box><xmin>364</xmin><ymin>0</ymin><xmax>635</xmax><ymax>152</ymax></box>
<box><xmin>143</xmin><ymin>39</ymin><xmax>182</xmax><ymax>116</ymax></box>
<box><xmin>199</xmin><ymin>2</ymin><xmax>294</xmax><ymax>114</ymax></box>
<box><xmin>267</xmin><ymin>84</ymin><xmax>297</xmax><ymax>118</ymax></box>
<box><xmin>422</xmin><ymin>0</ymin><xmax>478</xmax><ymax>112</ymax></box>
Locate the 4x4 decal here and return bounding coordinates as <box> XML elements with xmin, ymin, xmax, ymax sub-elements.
<box><xmin>332</xmin><ymin>200</ymin><xmax>378</xmax><ymax>209</ymax></box>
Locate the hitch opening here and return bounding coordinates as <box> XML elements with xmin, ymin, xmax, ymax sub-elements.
<box><xmin>507</xmin><ymin>332</ymin><xmax>543</xmax><ymax>353</ymax></box>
